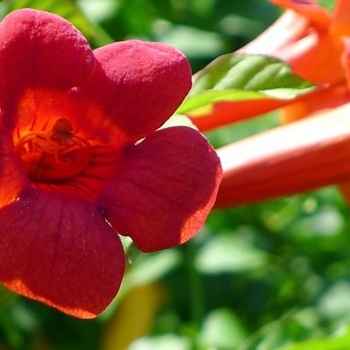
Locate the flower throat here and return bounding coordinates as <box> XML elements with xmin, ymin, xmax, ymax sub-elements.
<box><xmin>15</xmin><ymin>118</ymin><xmax>92</xmax><ymax>183</ymax></box>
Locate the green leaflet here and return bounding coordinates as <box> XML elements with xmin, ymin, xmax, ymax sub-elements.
<box><xmin>178</xmin><ymin>53</ymin><xmax>315</xmax><ymax>114</ymax></box>
<box><xmin>282</xmin><ymin>326</ymin><xmax>350</xmax><ymax>350</ymax></box>
<box><xmin>318</xmin><ymin>0</ymin><xmax>336</xmax><ymax>11</ymax></box>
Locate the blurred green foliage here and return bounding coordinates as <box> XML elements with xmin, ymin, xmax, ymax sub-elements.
<box><xmin>0</xmin><ymin>0</ymin><xmax>348</xmax><ymax>349</ymax></box>
<box><xmin>1</xmin><ymin>0</ymin><xmax>278</xmax><ymax>72</ymax></box>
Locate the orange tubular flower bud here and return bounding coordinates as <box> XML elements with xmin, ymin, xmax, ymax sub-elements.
<box><xmin>216</xmin><ymin>102</ymin><xmax>350</xmax><ymax>207</ymax></box>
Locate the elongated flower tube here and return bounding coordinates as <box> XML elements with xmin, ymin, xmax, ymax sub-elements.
<box><xmin>216</xmin><ymin>102</ymin><xmax>350</xmax><ymax>207</ymax></box>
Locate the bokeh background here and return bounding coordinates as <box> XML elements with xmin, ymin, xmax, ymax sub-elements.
<box><xmin>1</xmin><ymin>0</ymin><xmax>350</xmax><ymax>349</ymax></box>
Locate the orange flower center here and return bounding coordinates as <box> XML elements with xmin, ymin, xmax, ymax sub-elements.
<box><xmin>15</xmin><ymin>118</ymin><xmax>93</xmax><ymax>183</ymax></box>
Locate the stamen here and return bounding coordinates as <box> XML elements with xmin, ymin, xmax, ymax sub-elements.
<box><xmin>15</xmin><ymin>119</ymin><xmax>92</xmax><ymax>183</ymax></box>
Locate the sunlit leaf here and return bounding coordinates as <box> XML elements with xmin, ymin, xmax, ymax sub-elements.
<box><xmin>192</xmin><ymin>54</ymin><xmax>312</xmax><ymax>93</ymax></box>
<box><xmin>124</xmin><ymin>250</ymin><xmax>182</xmax><ymax>288</ymax></box>
<box><xmin>200</xmin><ymin>308</ymin><xmax>248</xmax><ymax>349</ymax></box>
<box><xmin>240</xmin><ymin>313</ymin><xmax>319</xmax><ymax>350</ymax></box>
<box><xmin>282</xmin><ymin>325</ymin><xmax>350</xmax><ymax>350</ymax></box>
<box><xmin>318</xmin><ymin>0</ymin><xmax>336</xmax><ymax>11</ymax></box>
<box><xmin>129</xmin><ymin>334</ymin><xmax>191</xmax><ymax>350</ymax></box>
<box><xmin>154</xmin><ymin>25</ymin><xmax>227</xmax><ymax>60</ymax></box>
<box><xmin>178</xmin><ymin>54</ymin><xmax>314</xmax><ymax>115</ymax></box>
<box><xmin>195</xmin><ymin>234</ymin><xmax>268</xmax><ymax>274</ymax></box>
<box><xmin>318</xmin><ymin>281</ymin><xmax>350</xmax><ymax>321</ymax></box>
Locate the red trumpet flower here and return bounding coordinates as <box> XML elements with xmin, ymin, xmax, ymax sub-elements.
<box><xmin>0</xmin><ymin>9</ymin><xmax>222</xmax><ymax>318</ymax></box>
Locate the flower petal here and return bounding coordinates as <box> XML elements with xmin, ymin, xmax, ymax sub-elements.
<box><xmin>100</xmin><ymin>126</ymin><xmax>222</xmax><ymax>252</ymax></box>
<box><xmin>332</xmin><ymin>0</ymin><xmax>350</xmax><ymax>36</ymax></box>
<box><xmin>278</xmin><ymin>31</ymin><xmax>345</xmax><ymax>84</ymax></box>
<box><xmin>270</xmin><ymin>0</ymin><xmax>331</xmax><ymax>31</ymax></box>
<box><xmin>241</xmin><ymin>4</ymin><xmax>343</xmax><ymax>85</ymax></box>
<box><xmin>0</xmin><ymin>187</ymin><xmax>125</xmax><ymax>318</ymax></box>
<box><xmin>215</xmin><ymin>102</ymin><xmax>350</xmax><ymax>207</ymax></box>
<box><xmin>238</xmin><ymin>10</ymin><xmax>310</xmax><ymax>57</ymax></box>
<box><xmin>81</xmin><ymin>40</ymin><xmax>192</xmax><ymax>143</ymax></box>
<box><xmin>0</xmin><ymin>118</ymin><xmax>27</xmax><ymax>207</ymax></box>
<box><xmin>0</xmin><ymin>9</ymin><xmax>95</xmax><ymax>114</ymax></box>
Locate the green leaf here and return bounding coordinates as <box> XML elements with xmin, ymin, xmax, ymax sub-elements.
<box><xmin>282</xmin><ymin>325</ymin><xmax>350</xmax><ymax>350</ymax></box>
<box><xmin>195</xmin><ymin>234</ymin><xmax>268</xmax><ymax>274</ymax></box>
<box><xmin>318</xmin><ymin>281</ymin><xmax>350</xmax><ymax>321</ymax></box>
<box><xmin>129</xmin><ymin>335</ymin><xmax>191</xmax><ymax>350</ymax></box>
<box><xmin>240</xmin><ymin>311</ymin><xmax>320</xmax><ymax>350</ymax></box>
<box><xmin>192</xmin><ymin>54</ymin><xmax>312</xmax><ymax>93</ymax></box>
<box><xmin>155</xmin><ymin>25</ymin><xmax>227</xmax><ymax>60</ymax></box>
<box><xmin>178</xmin><ymin>89</ymin><xmax>266</xmax><ymax>114</ymax></box>
<box><xmin>178</xmin><ymin>54</ymin><xmax>314</xmax><ymax>114</ymax></box>
<box><xmin>318</xmin><ymin>0</ymin><xmax>336</xmax><ymax>11</ymax></box>
<box><xmin>101</xmin><ymin>249</ymin><xmax>182</xmax><ymax>320</ymax></box>
<box><xmin>200</xmin><ymin>308</ymin><xmax>248</xmax><ymax>349</ymax></box>
<box><xmin>124</xmin><ymin>249</ymin><xmax>182</xmax><ymax>288</ymax></box>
